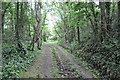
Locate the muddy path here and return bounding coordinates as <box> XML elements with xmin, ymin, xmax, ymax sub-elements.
<box><xmin>21</xmin><ymin>44</ymin><xmax>96</xmax><ymax>78</ymax></box>
<box><xmin>51</xmin><ymin>44</ymin><xmax>96</xmax><ymax>78</ymax></box>
<box><xmin>21</xmin><ymin>44</ymin><xmax>53</xmax><ymax>78</ymax></box>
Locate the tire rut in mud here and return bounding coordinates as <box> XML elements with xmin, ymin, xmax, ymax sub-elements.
<box><xmin>51</xmin><ymin>46</ymin><xmax>82</xmax><ymax>78</ymax></box>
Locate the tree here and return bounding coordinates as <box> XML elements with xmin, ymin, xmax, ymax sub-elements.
<box><xmin>15</xmin><ymin>2</ymin><xmax>21</xmax><ymax>48</ymax></box>
<box><xmin>2</xmin><ymin>2</ymin><xmax>10</xmax><ymax>34</ymax></box>
<box><xmin>30</xmin><ymin>2</ymin><xmax>42</xmax><ymax>50</ymax></box>
<box><xmin>106</xmin><ymin>2</ymin><xmax>111</xmax><ymax>32</ymax></box>
<box><xmin>100</xmin><ymin>2</ymin><xmax>106</xmax><ymax>42</ymax></box>
<box><xmin>118</xmin><ymin>1</ymin><xmax>120</xmax><ymax>43</ymax></box>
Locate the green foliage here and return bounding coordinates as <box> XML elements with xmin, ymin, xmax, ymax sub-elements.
<box><xmin>52</xmin><ymin>48</ymin><xmax>56</xmax><ymax>55</ymax></box>
<box><xmin>55</xmin><ymin>2</ymin><xmax>120</xmax><ymax>78</ymax></box>
<box><xmin>2</xmin><ymin>2</ymin><xmax>120</xmax><ymax>79</ymax></box>
<box><xmin>79</xmin><ymin>38</ymin><xmax>120</xmax><ymax>78</ymax></box>
<box><xmin>42</xmin><ymin>26</ymin><xmax>51</xmax><ymax>42</ymax></box>
<box><xmin>2</xmin><ymin>45</ymin><xmax>37</xmax><ymax>78</ymax></box>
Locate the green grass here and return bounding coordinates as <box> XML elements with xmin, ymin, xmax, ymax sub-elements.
<box><xmin>51</xmin><ymin>48</ymin><xmax>60</xmax><ymax>77</ymax></box>
<box><xmin>43</xmin><ymin>40</ymin><xmax>58</xmax><ymax>44</ymax></box>
<box><xmin>51</xmin><ymin>60</ymin><xmax>60</xmax><ymax>77</ymax></box>
<box><xmin>51</xmin><ymin>48</ymin><xmax>56</xmax><ymax>55</ymax></box>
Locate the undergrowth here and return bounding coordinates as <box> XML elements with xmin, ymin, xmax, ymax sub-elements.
<box><xmin>2</xmin><ymin>43</ymin><xmax>39</xmax><ymax>78</ymax></box>
<box><xmin>59</xmin><ymin>37</ymin><xmax>120</xmax><ymax>78</ymax></box>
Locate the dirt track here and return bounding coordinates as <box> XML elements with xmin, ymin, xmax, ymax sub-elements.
<box><xmin>22</xmin><ymin>44</ymin><xmax>96</xmax><ymax>78</ymax></box>
<box><xmin>22</xmin><ymin>44</ymin><xmax>53</xmax><ymax>78</ymax></box>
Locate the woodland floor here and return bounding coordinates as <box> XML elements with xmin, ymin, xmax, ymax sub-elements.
<box><xmin>21</xmin><ymin>44</ymin><xmax>96</xmax><ymax>78</ymax></box>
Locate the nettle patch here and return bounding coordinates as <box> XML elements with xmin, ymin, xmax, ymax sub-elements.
<box><xmin>2</xmin><ymin>46</ymin><xmax>36</xmax><ymax>78</ymax></box>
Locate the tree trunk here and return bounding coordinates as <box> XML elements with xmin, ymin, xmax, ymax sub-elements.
<box><xmin>15</xmin><ymin>2</ymin><xmax>21</xmax><ymax>48</ymax></box>
<box><xmin>91</xmin><ymin>2</ymin><xmax>98</xmax><ymax>38</ymax></box>
<box><xmin>30</xmin><ymin>32</ymin><xmax>36</xmax><ymax>50</ymax></box>
<box><xmin>106</xmin><ymin>2</ymin><xmax>111</xmax><ymax>32</ymax></box>
<box><xmin>20</xmin><ymin>3</ymin><xmax>24</xmax><ymax>39</ymax></box>
<box><xmin>30</xmin><ymin>2</ymin><xmax>42</xmax><ymax>50</ymax></box>
<box><xmin>77</xmin><ymin>26</ymin><xmax>80</xmax><ymax>44</ymax></box>
<box><xmin>29</xmin><ymin>25</ymin><xmax>31</xmax><ymax>37</ymax></box>
<box><xmin>118</xmin><ymin>1</ymin><xmax>120</xmax><ymax>43</ymax></box>
<box><xmin>2</xmin><ymin>13</ymin><xmax>4</xmax><ymax>34</ymax></box>
<box><xmin>2</xmin><ymin>2</ymin><xmax>10</xmax><ymax>34</ymax></box>
<box><xmin>100</xmin><ymin>2</ymin><xmax>106</xmax><ymax>43</ymax></box>
<box><xmin>84</xmin><ymin>7</ymin><xmax>97</xmax><ymax>39</ymax></box>
<box><xmin>36</xmin><ymin>2</ymin><xmax>42</xmax><ymax>49</ymax></box>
